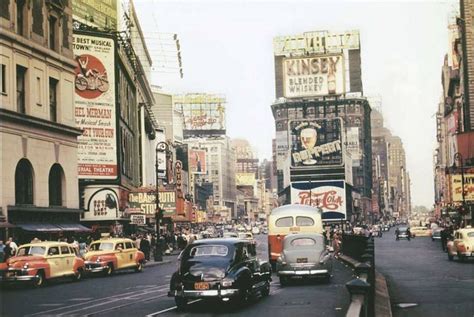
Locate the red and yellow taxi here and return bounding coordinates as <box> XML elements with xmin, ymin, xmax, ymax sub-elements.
<box><xmin>0</xmin><ymin>241</ymin><xmax>85</xmax><ymax>287</ymax></box>
<box><xmin>84</xmin><ymin>238</ymin><xmax>145</xmax><ymax>276</ymax></box>
<box><xmin>447</xmin><ymin>227</ymin><xmax>474</xmax><ymax>261</ymax></box>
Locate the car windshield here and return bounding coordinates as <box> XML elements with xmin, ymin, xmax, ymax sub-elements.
<box><xmin>189</xmin><ymin>245</ymin><xmax>229</xmax><ymax>257</ymax></box>
<box><xmin>89</xmin><ymin>242</ymin><xmax>114</xmax><ymax>251</ymax></box>
<box><xmin>467</xmin><ymin>232</ymin><xmax>474</xmax><ymax>238</ymax></box>
<box><xmin>16</xmin><ymin>246</ymin><xmax>46</xmax><ymax>256</ymax></box>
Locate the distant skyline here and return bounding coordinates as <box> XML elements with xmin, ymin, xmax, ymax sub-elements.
<box><xmin>135</xmin><ymin>0</ymin><xmax>457</xmax><ymax>208</ymax></box>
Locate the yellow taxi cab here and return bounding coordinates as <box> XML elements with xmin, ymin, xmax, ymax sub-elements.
<box><xmin>410</xmin><ymin>226</ymin><xmax>431</xmax><ymax>237</ymax></box>
<box><xmin>238</xmin><ymin>232</ymin><xmax>254</xmax><ymax>241</ymax></box>
<box><xmin>0</xmin><ymin>241</ymin><xmax>85</xmax><ymax>287</ymax></box>
<box><xmin>447</xmin><ymin>227</ymin><xmax>474</xmax><ymax>261</ymax></box>
<box><xmin>84</xmin><ymin>238</ymin><xmax>145</xmax><ymax>276</ymax></box>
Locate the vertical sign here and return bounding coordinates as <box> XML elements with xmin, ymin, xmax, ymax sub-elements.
<box><xmin>73</xmin><ymin>33</ymin><xmax>117</xmax><ymax>179</ymax></box>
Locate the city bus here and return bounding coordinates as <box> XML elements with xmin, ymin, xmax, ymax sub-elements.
<box><xmin>268</xmin><ymin>204</ymin><xmax>323</xmax><ymax>269</ymax></box>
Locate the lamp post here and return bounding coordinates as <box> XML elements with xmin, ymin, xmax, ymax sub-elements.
<box><xmin>155</xmin><ymin>141</ymin><xmax>169</xmax><ymax>262</ymax></box>
<box><xmin>454</xmin><ymin>152</ymin><xmax>467</xmax><ymax>227</ymax></box>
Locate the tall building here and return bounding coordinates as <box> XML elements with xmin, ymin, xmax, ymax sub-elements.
<box><xmin>0</xmin><ymin>1</ymin><xmax>84</xmax><ymax>240</ymax></box>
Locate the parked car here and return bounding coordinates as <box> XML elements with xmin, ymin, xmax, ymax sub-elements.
<box><xmin>83</xmin><ymin>238</ymin><xmax>145</xmax><ymax>276</ymax></box>
<box><xmin>0</xmin><ymin>241</ymin><xmax>85</xmax><ymax>287</ymax></box>
<box><xmin>276</xmin><ymin>233</ymin><xmax>332</xmax><ymax>285</ymax></box>
<box><xmin>410</xmin><ymin>226</ymin><xmax>431</xmax><ymax>237</ymax></box>
<box><xmin>168</xmin><ymin>238</ymin><xmax>272</xmax><ymax>310</ymax></box>
<box><xmin>431</xmin><ymin>228</ymin><xmax>443</xmax><ymax>241</ymax></box>
<box><xmin>447</xmin><ymin>227</ymin><xmax>474</xmax><ymax>261</ymax></box>
<box><xmin>382</xmin><ymin>224</ymin><xmax>390</xmax><ymax>232</ymax></box>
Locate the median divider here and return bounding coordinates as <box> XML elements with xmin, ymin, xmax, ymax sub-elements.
<box><xmin>339</xmin><ymin>235</ymin><xmax>392</xmax><ymax>317</ymax></box>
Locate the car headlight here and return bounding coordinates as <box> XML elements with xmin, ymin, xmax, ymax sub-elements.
<box><xmin>96</xmin><ymin>257</ymin><xmax>101</xmax><ymax>263</ymax></box>
<box><xmin>221</xmin><ymin>278</ymin><xmax>234</xmax><ymax>287</ymax></box>
<box><xmin>23</xmin><ymin>263</ymin><xmax>29</xmax><ymax>270</ymax></box>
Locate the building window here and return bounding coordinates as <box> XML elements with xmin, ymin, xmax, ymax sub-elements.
<box><xmin>16</xmin><ymin>0</ymin><xmax>25</xmax><ymax>35</ymax></box>
<box><xmin>16</xmin><ymin>65</ymin><xmax>27</xmax><ymax>114</ymax></box>
<box><xmin>0</xmin><ymin>0</ymin><xmax>9</xmax><ymax>19</ymax></box>
<box><xmin>49</xmin><ymin>164</ymin><xmax>64</xmax><ymax>206</ymax></box>
<box><xmin>1</xmin><ymin>64</ymin><xmax>6</xmax><ymax>94</ymax></box>
<box><xmin>49</xmin><ymin>15</ymin><xmax>57</xmax><ymax>50</ymax></box>
<box><xmin>32</xmin><ymin>0</ymin><xmax>43</xmax><ymax>35</ymax></box>
<box><xmin>62</xmin><ymin>14</ymin><xmax>69</xmax><ymax>48</ymax></box>
<box><xmin>15</xmin><ymin>159</ymin><xmax>34</xmax><ymax>205</ymax></box>
<box><xmin>49</xmin><ymin>77</ymin><xmax>58</xmax><ymax>122</ymax></box>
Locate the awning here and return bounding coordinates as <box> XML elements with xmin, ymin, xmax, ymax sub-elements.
<box><xmin>0</xmin><ymin>222</ymin><xmax>15</xmax><ymax>228</ymax></box>
<box><xmin>16</xmin><ymin>223</ymin><xmax>62</xmax><ymax>232</ymax></box>
<box><xmin>56</xmin><ymin>223</ymin><xmax>92</xmax><ymax>232</ymax></box>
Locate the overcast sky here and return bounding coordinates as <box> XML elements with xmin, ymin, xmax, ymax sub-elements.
<box><xmin>135</xmin><ymin>0</ymin><xmax>456</xmax><ymax>208</ymax></box>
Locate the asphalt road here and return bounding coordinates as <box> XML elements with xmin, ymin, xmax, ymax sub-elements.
<box><xmin>375</xmin><ymin>230</ymin><xmax>474</xmax><ymax>317</ymax></box>
<box><xmin>1</xmin><ymin>234</ymin><xmax>354</xmax><ymax>317</ymax></box>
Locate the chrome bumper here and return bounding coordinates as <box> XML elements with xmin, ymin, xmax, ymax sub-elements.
<box><xmin>278</xmin><ymin>269</ymin><xmax>328</xmax><ymax>276</ymax></box>
<box><xmin>84</xmin><ymin>262</ymin><xmax>108</xmax><ymax>273</ymax></box>
<box><xmin>170</xmin><ymin>288</ymin><xmax>240</xmax><ymax>298</ymax></box>
<box><xmin>0</xmin><ymin>272</ymin><xmax>38</xmax><ymax>283</ymax></box>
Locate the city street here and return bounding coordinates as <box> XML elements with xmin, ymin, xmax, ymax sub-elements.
<box><xmin>1</xmin><ymin>235</ymin><xmax>354</xmax><ymax>317</ymax></box>
<box><xmin>375</xmin><ymin>231</ymin><xmax>474</xmax><ymax>317</ymax></box>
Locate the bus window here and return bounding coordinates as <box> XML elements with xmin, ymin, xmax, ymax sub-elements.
<box><xmin>296</xmin><ymin>216</ymin><xmax>314</xmax><ymax>226</ymax></box>
<box><xmin>276</xmin><ymin>217</ymin><xmax>293</xmax><ymax>227</ymax></box>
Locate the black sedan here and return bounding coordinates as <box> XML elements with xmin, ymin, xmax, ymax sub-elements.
<box><xmin>168</xmin><ymin>238</ymin><xmax>272</xmax><ymax>310</ymax></box>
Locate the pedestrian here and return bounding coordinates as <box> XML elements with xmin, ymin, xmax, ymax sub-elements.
<box><xmin>440</xmin><ymin>228</ymin><xmax>447</xmax><ymax>251</ymax></box>
<box><xmin>7</xmin><ymin>237</ymin><xmax>18</xmax><ymax>255</ymax></box>
<box><xmin>332</xmin><ymin>234</ymin><xmax>341</xmax><ymax>258</ymax></box>
<box><xmin>140</xmin><ymin>235</ymin><xmax>151</xmax><ymax>261</ymax></box>
<box><xmin>3</xmin><ymin>241</ymin><xmax>13</xmax><ymax>262</ymax></box>
<box><xmin>0</xmin><ymin>240</ymin><xmax>5</xmax><ymax>262</ymax></box>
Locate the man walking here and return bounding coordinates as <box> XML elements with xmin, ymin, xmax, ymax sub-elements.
<box><xmin>440</xmin><ymin>228</ymin><xmax>447</xmax><ymax>251</ymax></box>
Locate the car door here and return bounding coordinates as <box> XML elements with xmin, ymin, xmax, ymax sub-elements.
<box><xmin>454</xmin><ymin>232</ymin><xmax>463</xmax><ymax>252</ymax></box>
<box><xmin>114</xmin><ymin>242</ymin><xmax>127</xmax><ymax>269</ymax></box>
<box><xmin>59</xmin><ymin>245</ymin><xmax>74</xmax><ymax>276</ymax></box>
<box><xmin>242</xmin><ymin>243</ymin><xmax>259</xmax><ymax>287</ymax></box>
<box><xmin>46</xmin><ymin>246</ymin><xmax>62</xmax><ymax>278</ymax></box>
<box><xmin>124</xmin><ymin>241</ymin><xmax>136</xmax><ymax>267</ymax></box>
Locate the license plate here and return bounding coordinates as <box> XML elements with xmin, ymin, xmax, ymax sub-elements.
<box><xmin>297</xmin><ymin>258</ymin><xmax>308</xmax><ymax>263</ymax></box>
<box><xmin>194</xmin><ymin>282</ymin><xmax>209</xmax><ymax>290</ymax></box>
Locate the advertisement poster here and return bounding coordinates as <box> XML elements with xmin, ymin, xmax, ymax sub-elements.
<box><xmin>189</xmin><ymin>149</ymin><xmax>206</xmax><ymax>174</ymax></box>
<box><xmin>174</xmin><ymin>94</ymin><xmax>226</xmax><ymax>132</ymax></box>
<box><xmin>451</xmin><ymin>174</ymin><xmax>474</xmax><ymax>202</ymax></box>
<box><xmin>236</xmin><ymin>173</ymin><xmax>256</xmax><ymax>186</ymax></box>
<box><xmin>73</xmin><ymin>33</ymin><xmax>117</xmax><ymax>179</ymax></box>
<box><xmin>283</xmin><ymin>55</ymin><xmax>345</xmax><ymax>98</ymax></box>
<box><xmin>82</xmin><ymin>188</ymin><xmax>120</xmax><ymax>221</ymax></box>
<box><xmin>128</xmin><ymin>191</ymin><xmax>177</xmax><ymax>216</ymax></box>
<box><xmin>291</xmin><ymin>181</ymin><xmax>346</xmax><ymax>220</ymax></box>
<box><xmin>289</xmin><ymin>118</ymin><xmax>343</xmax><ymax>168</ymax></box>
<box><xmin>346</xmin><ymin>127</ymin><xmax>361</xmax><ymax>167</ymax></box>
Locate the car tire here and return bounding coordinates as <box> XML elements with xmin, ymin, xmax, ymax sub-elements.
<box><xmin>135</xmin><ymin>261</ymin><xmax>144</xmax><ymax>273</ymax></box>
<box><xmin>104</xmin><ymin>263</ymin><xmax>114</xmax><ymax>276</ymax></box>
<box><xmin>72</xmin><ymin>268</ymin><xmax>83</xmax><ymax>282</ymax></box>
<box><xmin>279</xmin><ymin>276</ymin><xmax>289</xmax><ymax>286</ymax></box>
<box><xmin>33</xmin><ymin>270</ymin><xmax>45</xmax><ymax>288</ymax></box>
<box><xmin>261</xmin><ymin>281</ymin><xmax>270</xmax><ymax>297</ymax></box>
<box><xmin>457</xmin><ymin>253</ymin><xmax>466</xmax><ymax>262</ymax></box>
<box><xmin>175</xmin><ymin>297</ymin><xmax>188</xmax><ymax>311</ymax></box>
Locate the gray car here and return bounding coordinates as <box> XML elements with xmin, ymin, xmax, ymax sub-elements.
<box><xmin>276</xmin><ymin>233</ymin><xmax>332</xmax><ymax>285</ymax></box>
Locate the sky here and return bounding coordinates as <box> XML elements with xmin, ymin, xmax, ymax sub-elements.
<box><xmin>134</xmin><ymin>0</ymin><xmax>457</xmax><ymax>208</ymax></box>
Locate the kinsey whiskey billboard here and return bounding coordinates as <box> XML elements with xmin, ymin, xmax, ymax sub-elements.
<box><xmin>291</xmin><ymin>180</ymin><xmax>346</xmax><ymax>220</ymax></box>
<box><xmin>289</xmin><ymin>118</ymin><xmax>343</xmax><ymax>169</ymax></box>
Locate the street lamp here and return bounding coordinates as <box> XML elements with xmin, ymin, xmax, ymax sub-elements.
<box><xmin>453</xmin><ymin>152</ymin><xmax>467</xmax><ymax>227</ymax></box>
<box><xmin>154</xmin><ymin>141</ymin><xmax>169</xmax><ymax>262</ymax></box>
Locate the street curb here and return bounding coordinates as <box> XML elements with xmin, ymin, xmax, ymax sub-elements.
<box><xmin>337</xmin><ymin>254</ymin><xmax>393</xmax><ymax>317</ymax></box>
<box><xmin>144</xmin><ymin>259</ymin><xmax>172</xmax><ymax>268</ymax></box>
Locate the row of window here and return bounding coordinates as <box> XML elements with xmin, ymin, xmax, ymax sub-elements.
<box><xmin>15</xmin><ymin>158</ymin><xmax>64</xmax><ymax>207</ymax></box>
<box><xmin>0</xmin><ymin>64</ymin><xmax>59</xmax><ymax>121</ymax></box>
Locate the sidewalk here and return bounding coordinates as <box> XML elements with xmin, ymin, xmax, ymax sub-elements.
<box><xmin>144</xmin><ymin>252</ymin><xmax>179</xmax><ymax>268</ymax></box>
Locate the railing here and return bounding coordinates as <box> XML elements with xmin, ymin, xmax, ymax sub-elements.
<box><xmin>341</xmin><ymin>235</ymin><xmax>375</xmax><ymax>317</ymax></box>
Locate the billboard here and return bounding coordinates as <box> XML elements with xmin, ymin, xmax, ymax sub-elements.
<box><xmin>346</xmin><ymin>127</ymin><xmax>361</xmax><ymax>167</ymax></box>
<box><xmin>291</xmin><ymin>181</ymin><xmax>346</xmax><ymax>220</ymax></box>
<box><xmin>289</xmin><ymin>118</ymin><xmax>343</xmax><ymax>169</ymax></box>
<box><xmin>451</xmin><ymin>174</ymin><xmax>474</xmax><ymax>202</ymax></box>
<box><xmin>74</xmin><ymin>33</ymin><xmax>117</xmax><ymax>179</ymax></box>
<box><xmin>82</xmin><ymin>187</ymin><xmax>121</xmax><ymax>221</ymax></box>
<box><xmin>273</xmin><ymin>30</ymin><xmax>360</xmax><ymax>56</ymax></box>
<box><xmin>174</xmin><ymin>94</ymin><xmax>226</xmax><ymax>134</ymax></box>
<box><xmin>72</xmin><ymin>0</ymin><xmax>117</xmax><ymax>30</ymax></box>
<box><xmin>283</xmin><ymin>55</ymin><xmax>345</xmax><ymax>98</ymax></box>
<box><xmin>189</xmin><ymin>149</ymin><xmax>206</xmax><ymax>174</ymax></box>
<box><xmin>128</xmin><ymin>191</ymin><xmax>177</xmax><ymax>216</ymax></box>
<box><xmin>236</xmin><ymin>173</ymin><xmax>256</xmax><ymax>186</ymax></box>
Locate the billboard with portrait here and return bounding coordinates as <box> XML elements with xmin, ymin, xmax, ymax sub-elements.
<box><xmin>289</xmin><ymin>118</ymin><xmax>343</xmax><ymax>169</ymax></box>
<box><xmin>174</xmin><ymin>94</ymin><xmax>226</xmax><ymax>134</ymax></box>
<box><xmin>282</xmin><ymin>55</ymin><xmax>345</xmax><ymax>98</ymax></box>
<box><xmin>189</xmin><ymin>149</ymin><xmax>206</xmax><ymax>174</ymax></box>
<box><xmin>291</xmin><ymin>181</ymin><xmax>346</xmax><ymax>220</ymax></box>
<box><xmin>74</xmin><ymin>33</ymin><xmax>117</xmax><ymax>179</ymax></box>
